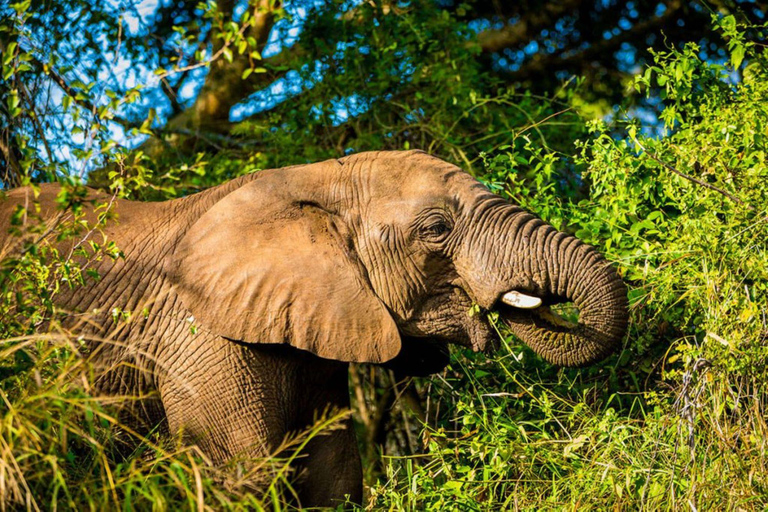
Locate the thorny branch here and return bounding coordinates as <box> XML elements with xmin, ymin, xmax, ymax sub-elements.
<box><xmin>633</xmin><ymin>137</ymin><xmax>755</xmax><ymax>211</ymax></box>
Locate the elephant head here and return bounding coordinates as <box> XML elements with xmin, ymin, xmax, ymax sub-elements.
<box><xmin>172</xmin><ymin>150</ymin><xmax>628</xmax><ymax>369</ymax></box>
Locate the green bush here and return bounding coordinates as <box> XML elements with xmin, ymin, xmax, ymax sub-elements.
<box><xmin>369</xmin><ymin>16</ymin><xmax>768</xmax><ymax>510</ymax></box>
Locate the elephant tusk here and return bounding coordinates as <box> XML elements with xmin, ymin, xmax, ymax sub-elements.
<box><xmin>500</xmin><ymin>291</ymin><xmax>542</xmax><ymax>309</ymax></box>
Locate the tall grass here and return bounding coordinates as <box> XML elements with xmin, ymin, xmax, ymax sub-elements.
<box><xmin>0</xmin><ymin>330</ymin><xmax>352</xmax><ymax>510</ymax></box>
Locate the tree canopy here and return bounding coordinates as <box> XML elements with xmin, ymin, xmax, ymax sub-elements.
<box><xmin>2</xmin><ymin>0</ymin><xmax>766</xmax><ymax>191</ymax></box>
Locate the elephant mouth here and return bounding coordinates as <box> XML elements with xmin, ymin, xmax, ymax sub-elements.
<box><xmin>491</xmin><ymin>283</ymin><xmax>626</xmax><ymax>368</ymax></box>
<box><xmin>494</xmin><ymin>290</ymin><xmax>580</xmax><ymax>333</ymax></box>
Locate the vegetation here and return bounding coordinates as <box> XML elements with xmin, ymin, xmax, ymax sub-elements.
<box><xmin>370</xmin><ymin>20</ymin><xmax>768</xmax><ymax>508</ymax></box>
<box><xmin>1</xmin><ymin>0</ymin><xmax>767</xmax><ymax>509</ymax></box>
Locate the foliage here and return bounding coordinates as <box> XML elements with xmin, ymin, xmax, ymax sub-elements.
<box><xmin>3</xmin><ymin>0</ymin><xmax>766</xmax><ymax>191</ymax></box>
<box><xmin>369</xmin><ymin>15</ymin><xmax>768</xmax><ymax>510</ymax></box>
<box><xmin>0</xmin><ymin>334</ymin><xmax>350</xmax><ymax>510</ymax></box>
<box><xmin>1</xmin><ymin>0</ymin><xmax>768</xmax><ymax>508</ymax></box>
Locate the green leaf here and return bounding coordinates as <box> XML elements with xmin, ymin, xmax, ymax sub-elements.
<box><xmin>222</xmin><ymin>47</ymin><xmax>233</xmax><ymax>63</ymax></box>
<box><xmin>3</xmin><ymin>42</ymin><xmax>16</xmax><ymax>65</ymax></box>
<box><xmin>721</xmin><ymin>14</ymin><xmax>736</xmax><ymax>33</ymax></box>
<box><xmin>731</xmin><ymin>45</ymin><xmax>745</xmax><ymax>69</ymax></box>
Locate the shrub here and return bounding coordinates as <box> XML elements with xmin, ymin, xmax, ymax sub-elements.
<box><xmin>369</xmin><ymin>15</ymin><xmax>768</xmax><ymax>510</ymax></box>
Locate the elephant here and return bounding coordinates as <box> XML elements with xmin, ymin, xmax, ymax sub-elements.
<box><xmin>0</xmin><ymin>150</ymin><xmax>628</xmax><ymax>507</ymax></box>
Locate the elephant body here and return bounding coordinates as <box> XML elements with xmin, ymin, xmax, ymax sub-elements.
<box><xmin>0</xmin><ymin>151</ymin><xmax>628</xmax><ymax>507</ymax></box>
<box><xmin>1</xmin><ymin>173</ymin><xmax>362</xmax><ymax>504</ymax></box>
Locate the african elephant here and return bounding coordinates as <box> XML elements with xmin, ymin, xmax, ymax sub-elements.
<box><xmin>0</xmin><ymin>150</ymin><xmax>628</xmax><ymax>507</ymax></box>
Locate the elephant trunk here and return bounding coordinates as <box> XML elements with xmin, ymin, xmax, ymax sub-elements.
<box><xmin>464</xmin><ymin>205</ymin><xmax>629</xmax><ymax>367</ymax></box>
<box><xmin>500</xmin><ymin>215</ymin><xmax>628</xmax><ymax>367</ymax></box>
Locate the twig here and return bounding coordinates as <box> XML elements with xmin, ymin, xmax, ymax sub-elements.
<box><xmin>27</xmin><ymin>55</ymin><xmax>134</xmax><ymax>130</ymax></box>
<box><xmin>29</xmin><ymin>54</ymin><xmax>262</xmax><ymax>152</ymax></box>
<box><xmin>633</xmin><ymin>137</ymin><xmax>754</xmax><ymax>211</ymax></box>
<box><xmin>18</xmin><ymin>83</ymin><xmax>53</xmax><ymax>162</ymax></box>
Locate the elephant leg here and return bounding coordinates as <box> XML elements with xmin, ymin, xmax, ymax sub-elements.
<box><xmin>294</xmin><ymin>417</ymin><xmax>363</xmax><ymax>508</ymax></box>
<box><xmin>158</xmin><ymin>334</ymin><xmax>283</xmax><ymax>465</ymax></box>
<box><xmin>158</xmin><ymin>336</ymin><xmax>362</xmax><ymax>504</ymax></box>
<box><xmin>90</xmin><ymin>349</ymin><xmax>168</xmax><ymax>458</ymax></box>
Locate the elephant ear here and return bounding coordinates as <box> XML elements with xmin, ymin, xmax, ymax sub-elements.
<box><xmin>170</xmin><ymin>176</ymin><xmax>401</xmax><ymax>363</ymax></box>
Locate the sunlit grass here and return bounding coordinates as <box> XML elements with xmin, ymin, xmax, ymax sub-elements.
<box><xmin>0</xmin><ymin>331</ymin><xmax>353</xmax><ymax>511</ymax></box>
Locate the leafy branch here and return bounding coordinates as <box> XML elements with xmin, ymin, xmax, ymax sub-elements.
<box><xmin>631</xmin><ymin>135</ymin><xmax>755</xmax><ymax>211</ymax></box>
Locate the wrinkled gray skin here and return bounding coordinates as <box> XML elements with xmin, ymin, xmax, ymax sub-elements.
<box><xmin>0</xmin><ymin>151</ymin><xmax>628</xmax><ymax>507</ymax></box>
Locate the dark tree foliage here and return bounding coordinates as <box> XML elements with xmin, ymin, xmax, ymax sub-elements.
<box><xmin>466</xmin><ymin>0</ymin><xmax>766</xmax><ymax>97</ymax></box>
<box><xmin>1</xmin><ymin>0</ymin><xmax>765</xmax><ymax>190</ymax></box>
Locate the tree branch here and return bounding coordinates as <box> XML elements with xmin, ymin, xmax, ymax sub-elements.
<box><xmin>502</xmin><ymin>0</ymin><xmax>685</xmax><ymax>82</ymax></box>
<box><xmin>475</xmin><ymin>0</ymin><xmax>585</xmax><ymax>54</ymax></box>
<box><xmin>18</xmin><ymin>83</ymin><xmax>53</xmax><ymax>162</ymax></box>
<box><xmin>127</xmin><ymin>0</ymin><xmax>284</xmax><ymax>160</ymax></box>
<box><xmin>28</xmin><ymin>55</ymin><xmax>135</xmax><ymax>130</ymax></box>
<box><xmin>633</xmin><ymin>137</ymin><xmax>754</xmax><ymax>211</ymax></box>
<box><xmin>0</xmin><ymin>131</ymin><xmax>23</xmax><ymax>188</ymax></box>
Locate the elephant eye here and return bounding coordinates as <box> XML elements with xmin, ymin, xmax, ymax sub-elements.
<box><xmin>418</xmin><ymin>213</ymin><xmax>453</xmax><ymax>242</ymax></box>
<box><xmin>426</xmin><ymin>222</ymin><xmax>449</xmax><ymax>236</ymax></box>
